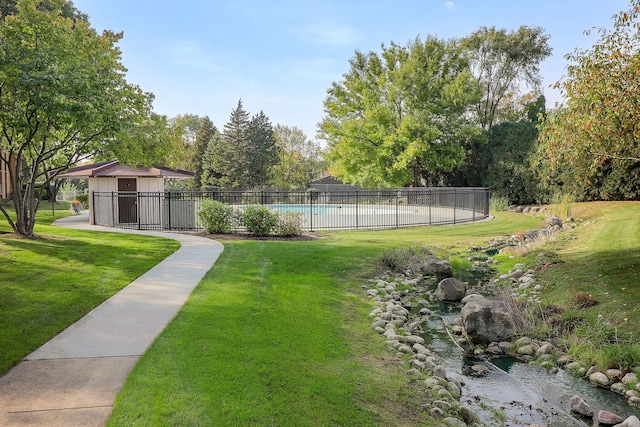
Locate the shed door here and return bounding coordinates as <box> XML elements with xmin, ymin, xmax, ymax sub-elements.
<box><xmin>118</xmin><ymin>178</ymin><xmax>137</xmax><ymax>223</ymax></box>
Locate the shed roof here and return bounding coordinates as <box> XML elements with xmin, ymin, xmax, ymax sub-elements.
<box><xmin>57</xmin><ymin>160</ymin><xmax>194</xmax><ymax>179</ymax></box>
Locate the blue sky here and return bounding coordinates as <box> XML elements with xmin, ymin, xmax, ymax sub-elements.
<box><xmin>74</xmin><ymin>0</ymin><xmax>629</xmax><ymax>141</ymax></box>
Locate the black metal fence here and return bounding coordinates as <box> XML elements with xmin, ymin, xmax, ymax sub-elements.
<box><xmin>91</xmin><ymin>188</ymin><xmax>489</xmax><ymax>232</ymax></box>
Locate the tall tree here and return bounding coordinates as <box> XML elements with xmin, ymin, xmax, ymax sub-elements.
<box><xmin>271</xmin><ymin>125</ymin><xmax>324</xmax><ymax>189</ymax></box>
<box><xmin>539</xmin><ymin>0</ymin><xmax>640</xmax><ymax>181</ymax></box>
<box><xmin>169</xmin><ymin>114</ymin><xmax>203</xmax><ymax>171</ymax></box>
<box><xmin>0</xmin><ymin>0</ymin><xmax>154</xmax><ymax>236</ymax></box>
<box><xmin>461</xmin><ymin>26</ymin><xmax>552</xmax><ymax>130</ymax></box>
<box><xmin>319</xmin><ymin>37</ymin><xmax>482</xmax><ymax>188</ymax></box>
<box><xmin>191</xmin><ymin>116</ymin><xmax>215</xmax><ymax>188</ymax></box>
<box><xmin>206</xmin><ymin>100</ymin><xmax>250</xmax><ymax>188</ymax></box>
<box><xmin>479</xmin><ymin>96</ymin><xmax>545</xmax><ymax>204</ymax></box>
<box><xmin>245</xmin><ymin>111</ymin><xmax>278</xmax><ymax>188</ymax></box>
<box><xmin>200</xmin><ymin>125</ymin><xmax>223</xmax><ymax>189</ymax></box>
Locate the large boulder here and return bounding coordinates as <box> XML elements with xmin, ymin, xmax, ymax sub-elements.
<box><xmin>461</xmin><ymin>295</ymin><xmax>516</xmax><ymax>343</ymax></box>
<box><xmin>436</xmin><ymin>278</ymin><xmax>467</xmax><ymax>302</ymax></box>
<box><xmin>421</xmin><ymin>256</ymin><xmax>453</xmax><ymax>278</ymax></box>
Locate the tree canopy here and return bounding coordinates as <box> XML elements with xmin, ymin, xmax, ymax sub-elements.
<box><xmin>461</xmin><ymin>26</ymin><xmax>551</xmax><ymax>130</ymax></box>
<box><xmin>537</xmin><ymin>0</ymin><xmax>640</xmax><ymax>201</ymax></box>
<box><xmin>540</xmin><ymin>0</ymin><xmax>640</xmax><ymax>167</ymax></box>
<box><xmin>319</xmin><ymin>37</ymin><xmax>482</xmax><ymax>188</ymax></box>
<box><xmin>0</xmin><ymin>0</ymin><xmax>160</xmax><ymax>235</ymax></box>
<box><xmin>271</xmin><ymin>125</ymin><xmax>324</xmax><ymax>189</ymax></box>
<box><xmin>202</xmin><ymin>100</ymin><xmax>277</xmax><ymax>189</ymax></box>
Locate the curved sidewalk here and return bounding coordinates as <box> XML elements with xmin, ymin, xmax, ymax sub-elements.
<box><xmin>0</xmin><ymin>214</ymin><xmax>224</xmax><ymax>427</ymax></box>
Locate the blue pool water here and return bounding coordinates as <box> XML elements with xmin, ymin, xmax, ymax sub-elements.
<box><xmin>267</xmin><ymin>204</ymin><xmax>342</xmax><ymax>215</ymax></box>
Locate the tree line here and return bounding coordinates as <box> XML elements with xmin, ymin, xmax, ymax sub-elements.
<box><xmin>2</xmin><ymin>0</ymin><xmax>639</xmax><ymax>236</ymax></box>
<box><xmin>320</xmin><ymin>1</ymin><xmax>640</xmax><ymax>204</ymax></box>
<box><xmin>168</xmin><ymin>101</ymin><xmax>325</xmax><ymax>191</ymax></box>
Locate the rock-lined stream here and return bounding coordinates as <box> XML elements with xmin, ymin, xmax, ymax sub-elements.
<box><xmin>366</xmin><ymin>256</ymin><xmax>640</xmax><ymax>426</ymax></box>
<box><xmin>427</xmin><ymin>310</ymin><xmax>640</xmax><ymax>426</ymax></box>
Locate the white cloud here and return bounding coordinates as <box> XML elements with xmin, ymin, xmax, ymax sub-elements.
<box><xmin>294</xmin><ymin>23</ymin><xmax>362</xmax><ymax>47</ymax></box>
<box><xmin>443</xmin><ymin>1</ymin><xmax>456</xmax><ymax>10</ymax></box>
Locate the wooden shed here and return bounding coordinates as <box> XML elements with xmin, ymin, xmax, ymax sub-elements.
<box><xmin>57</xmin><ymin>160</ymin><xmax>193</xmax><ymax>225</ymax></box>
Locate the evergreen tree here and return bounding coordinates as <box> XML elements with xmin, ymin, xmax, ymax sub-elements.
<box><xmin>246</xmin><ymin>111</ymin><xmax>278</xmax><ymax>188</ymax></box>
<box><xmin>201</xmin><ymin>126</ymin><xmax>223</xmax><ymax>189</ymax></box>
<box><xmin>213</xmin><ymin>100</ymin><xmax>251</xmax><ymax>188</ymax></box>
<box><xmin>192</xmin><ymin>116</ymin><xmax>215</xmax><ymax>189</ymax></box>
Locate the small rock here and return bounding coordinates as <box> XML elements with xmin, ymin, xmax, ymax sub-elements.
<box><xmin>469</xmin><ymin>364</ymin><xmax>490</xmax><ymax>377</ymax></box>
<box><xmin>436</xmin><ymin>277</ymin><xmax>467</xmax><ymax>302</ymax></box>
<box><xmin>433</xmin><ymin>400</ymin><xmax>452</xmax><ymax>411</ymax></box>
<box><xmin>514</xmin><ymin>336</ymin><xmax>532</xmax><ymax>346</ymax></box>
<box><xmin>441</xmin><ymin>417</ymin><xmax>467</xmax><ymax>427</ymax></box>
<box><xmin>611</xmin><ymin>382</ymin><xmax>626</xmax><ymax>395</ymax></box>
<box><xmin>598</xmin><ymin>410</ymin><xmax>624</xmax><ymax>425</ymax></box>
<box><xmin>424</xmin><ymin>377</ymin><xmax>440</xmax><ymax>388</ymax></box>
<box><xmin>590</xmin><ymin>371</ymin><xmax>611</xmax><ymax>387</ymax></box>
<box><xmin>570</xmin><ymin>395</ymin><xmax>594</xmax><ymax>417</ymax></box>
<box><xmin>536</xmin><ymin>343</ymin><xmax>554</xmax><ymax>356</ymax></box>
<box><xmin>629</xmin><ymin>396</ymin><xmax>640</xmax><ymax>407</ymax></box>
<box><xmin>406</xmin><ymin>335</ymin><xmax>425</xmax><ymax>345</ymax></box>
<box><xmin>433</xmin><ymin>365</ymin><xmax>448</xmax><ymax>380</ymax></box>
<box><xmin>517</xmin><ymin>344</ymin><xmax>534</xmax><ymax>356</ymax></box>
<box><xmin>498</xmin><ymin>341</ymin><xmax>513</xmax><ymax>350</ymax></box>
<box><xmin>613</xmin><ymin>415</ymin><xmax>640</xmax><ymax>427</ymax></box>
<box><xmin>606</xmin><ymin>369</ymin><xmax>623</xmax><ymax>381</ymax></box>
<box><xmin>622</xmin><ymin>372</ymin><xmax>638</xmax><ymax>385</ymax></box>
<box><xmin>436</xmin><ymin>388</ymin><xmax>453</xmax><ymax>400</ymax></box>
<box><xmin>458</xmin><ymin>405</ymin><xmax>481</xmax><ymax>425</ymax></box>
<box><xmin>413</xmin><ymin>343</ymin><xmax>430</xmax><ymax>354</ymax></box>
<box><xmin>371</xmin><ymin>319</ymin><xmax>386</xmax><ymax>328</ymax></box>
<box><xmin>429</xmin><ymin>406</ymin><xmax>444</xmax><ymax>419</ymax></box>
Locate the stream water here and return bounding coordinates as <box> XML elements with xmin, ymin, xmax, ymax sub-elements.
<box><xmin>423</xmin><ymin>310</ymin><xmax>640</xmax><ymax>426</ymax></box>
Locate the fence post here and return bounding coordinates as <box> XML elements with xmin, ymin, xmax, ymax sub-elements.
<box><xmin>356</xmin><ymin>190</ymin><xmax>359</xmax><ymax>229</ymax></box>
<box><xmin>91</xmin><ymin>191</ymin><xmax>96</xmax><ymax>225</ymax></box>
<box><xmin>166</xmin><ymin>191</ymin><xmax>172</xmax><ymax>231</ymax></box>
<box><xmin>429</xmin><ymin>189</ymin><xmax>432</xmax><ymax>226</ymax></box>
<box><xmin>310</xmin><ymin>190</ymin><xmax>314</xmax><ymax>232</ymax></box>
<box><xmin>472</xmin><ymin>189</ymin><xmax>476</xmax><ymax>222</ymax></box>
<box><xmin>137</xmin><ymin>192</ymin><xmax>141</xmax><ymax>230</ymax></box>
<box><xmin>395</xmin><ymin>191</ymin><xmax>399</xmax><ymax>228</ymax></box>
<box><xmin>453</xmin><ymin>189</ymin><xmax>457</xmax><ymax>224</ymax></box>
<box><xmin>111</xmin><ymin>192</ymin><xmax>116</xmax><ymax>227</ymax></box>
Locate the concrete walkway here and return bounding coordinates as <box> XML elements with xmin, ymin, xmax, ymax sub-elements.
<box><xmin>0</xmin><ymin>214</ymin><xmax>224</xmax><ymax>426</ymax></box>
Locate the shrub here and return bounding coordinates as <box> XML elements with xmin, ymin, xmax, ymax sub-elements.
<box><xmin>197</xmin><ymin>200</ymin><xmax>236</xmax><ymax>234</ymax></box>
<box><xmin>489</xmin><ymin>195</ymin><xmax>510</xmax><ymax>212</ymax></box>
<box><xmin>76</xmin><ymin>193</ymin><xmax>88</xmax><ymax>208</ymax></box>
<box><xmin>550</xmin><ymin>191</ymin><xmax>573</xmax><ymax>220</ymax></box>
<box><xmin>378</xmin><ymin>245</ymin><xmax>432</xmax><ymax>275</ymax></box>
<box><xmin>242</xmin><ymin>205</ymin><xmax>278</xmax><ymax>236</ymax></box>
<box><xmin>275</xmin><ymin>212</ymin><xmax>304</xmax><ymax>237</ymax></box>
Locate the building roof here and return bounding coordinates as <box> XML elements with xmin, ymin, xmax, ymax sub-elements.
<box><xmin>56</xmin><ymin>160</ymin><xmax>194</xmax><ymax>179</ymax></box>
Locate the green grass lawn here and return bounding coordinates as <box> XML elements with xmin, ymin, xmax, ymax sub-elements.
<box><xmin>0</xmin><ymin>206</ymin><xmax>180</xmax><ymax>373</ymax></box>
<box><xmin>107</xmin><ymin>212</ymin><xmax>544</xmax><ymax>427</ymax></box>
<box><xmin>6</xmin><ymin>202</ymin><xmax>638</xmax><ymax>425</ymax></box>
<box><xmin>537</xmin><ymin>202</ymin><xmax>640</xmax><ymax>367</ymax></box>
